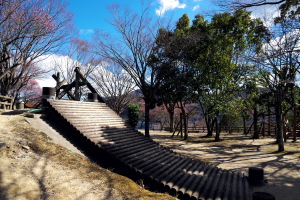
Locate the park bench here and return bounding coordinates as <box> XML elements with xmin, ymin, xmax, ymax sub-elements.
<box><xmin>0</xmin><ymin>95</ymin><xmax>13</xmax><ymax>110</ymax></box>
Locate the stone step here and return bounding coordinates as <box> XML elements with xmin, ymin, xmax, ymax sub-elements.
<box><xmin>70</xmin><ymin>121</ymin><xmax>127</xmax><ymax>127</ymax></box>
<box><xmin>77</xmin><ymin>125</ymin><xmax>131</xmax><ymax>134</ymax></box>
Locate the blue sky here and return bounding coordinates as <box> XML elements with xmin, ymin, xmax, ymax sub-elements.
<box><xmin>37</xmin><ymin>0</ymin><xmax>280</xmax><ymax>88</ymax></box>
<box><xmin>67</xmin><ymin>0</ymin><xmax>217</xmax><ymax>40</ymax></box>
<box><xmin>38</xmin><ymin>0</ymin><xmax>220</xmax><ymax>88</ymax></box>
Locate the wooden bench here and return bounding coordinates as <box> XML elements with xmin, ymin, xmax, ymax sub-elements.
<box><xmin>0</xmin><ymin>95</ymin><xmax>13</xmax><ymax>110</ymax></box>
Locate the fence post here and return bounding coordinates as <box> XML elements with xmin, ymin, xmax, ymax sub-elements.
<box><xmin>42</xmin><ymin>87</ymin><xmax>56</xmax><ymax>100</ymax></box>
<box><xmin>75</xmin><ymin>70</ymin><xmax>80</xmax><ymax>101</ymax></box>
<box><xmin>87</xmin><ymin>93</ymin><xmax>98</xmax><ymax>102</ymax></box>
<box><xmin>56</xmin><ymin>72</ymin><xmax>61</xmax><ymax>98</ymax></box>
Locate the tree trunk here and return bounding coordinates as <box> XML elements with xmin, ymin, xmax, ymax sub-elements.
<box><xmin>179</xmin><ymin>113</ymin><xmax>183</xmax><ymax>138</ymax></box>
<box><xmin>199</xmin><ymin>101</ymin><xmax>213</xmax><ymax>137</ymax></box>
<box><xmin>243</xmin><ymin>116</ymin><xmax>247</xmax><ymax>135</ymax></box>
<box><xmin>144</xmin><ymin>102</ymin><xmax>150</xmax><ymax>137</ymax></box>
<box><xmin>0</xmin><ymin>87</ymin><xmax>7</xmax><ymax>96</ymax></box>
<box><xmin>182</xmin><ymin>108</ymin><xmax>188</xmax><ymax>140</ymax></box>
<box><xmin>268</xmin><ymin>104</ymin><xmax>271</xmax><ymax>136</ymax></box>
<box><xmin>0</xmin><ymin>77</ymin><xmax>10</xmax><ymax>96</ymax></box>
<box><xmin>253</xmin><ymin>106</ymin><xmax>259</xmax><ymax>139</ymax></box>
<box><xmin>205</xmin><ymin>117</ymin><xmax>214</xmax><ymax>137</ymax></box>
<box><xmin>261</xmin><ymin>113</ymin><xmax>265</xmax><ymax>137</ymax></box>
<box><xmin>215</xmin><ymin>117</ymin><xmax>221</xmax><ymax>141</ymax></box>
<box><xmin>169</xmin><ymin>110</ymin><xmax>174</xmax><ymax>133</ymax></box>
<box><xmin>275</xmin><ymin>95</ymin><xmax>284</xmax><ymax>152</ymax></box>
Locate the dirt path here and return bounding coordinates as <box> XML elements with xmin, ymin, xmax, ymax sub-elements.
<box><xmin>148</xmin><ymin>130</ymin><xmax>300</xmax><ymax>200</ymax></box>
<box><xmin>0</xmin><ymin>114</ymin><xmax>123</xmax><ymax>200</ymax></box>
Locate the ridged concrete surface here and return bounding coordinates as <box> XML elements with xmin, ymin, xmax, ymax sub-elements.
<box><xmin>43</xmin><ymin>99</ymin><xmax>250</xmax><ymax>200</ymax></box>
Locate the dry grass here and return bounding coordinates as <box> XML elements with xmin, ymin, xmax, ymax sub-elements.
<box><xmin>0</xmin><ymin>112</ymin><xmax>177</xmax><ymax>200</ymax></box>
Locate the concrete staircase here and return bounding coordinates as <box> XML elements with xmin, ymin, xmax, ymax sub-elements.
<box><xmin>43</xmin><ymin>99</ymin><xmax>251</xmax><ymax>200</ymax></box>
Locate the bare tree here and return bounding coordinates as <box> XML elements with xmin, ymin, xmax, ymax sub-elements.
<box><xmin>52</xmin><ymin>38</ymin><xmax>99</xmax><ymax>100</ymax></box>
<box><xmin>8</xmin><ymin>61</ymin><xmax>45</xmax><ymax>107</ymax></box>
<box><xmin>214</xmin><ymin>0</ymin><xmax>299</xmax><ymax>22</ymax></box>
<box><xmin>92</xmin><ymin>2</ymin><xmax>170</xmax><ymax>136</ymax></box>
<box><xmin>0</xmin><ymin>0</ymin><xmax>74</xmax><ymax>96</ymax></box>
<box><xmin>255</xmin><ymin>20</ymin><xmax>300</xmax><ymax>152</ymax></box>
<box><xmin>53</xmin><ymin>38</ymin><xmax>97</xmax><ymax>83</ymax></box>
<box><xmin>228</xmin><ymin>0</ymin><xmax>287</xmax><ymax>8</ymax></box>
<box><xmin>90</xmin><ymin>60</ymin><xmax>136</xmax><ymax>115</ymax></box>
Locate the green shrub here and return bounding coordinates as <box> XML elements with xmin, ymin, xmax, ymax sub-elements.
<box><xmin>128</xmin><ymin>103</ymin><xmax>140</xmax><ymax>128</ymax></box>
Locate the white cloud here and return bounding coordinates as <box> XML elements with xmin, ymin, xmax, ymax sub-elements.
<box><xmin>34</xmin><ymin>54</ymin><xmax>83</xmax><ymax>89</ymax></box>
<box><xmin>36</xmin><ymin>77</ymin><xmax>56</xmax><ymax>88</ymax></box>
<box><xmin>193</xmin><ymin>5</ymin><xmax>200</xmax><ymax>11</ymax></box>
<box><xmin>34</xmin><ymin>54</ymin><xmax>60</xmax><ymax>88</ymax></box>
<box><xmin>80</xmin><ymin>29</ymin><xmax>94</xmax><ymax>35</ymax></box>
<box><xmin>156</xmin><ymin>0</ymin><xmax>186</xmax><ymax>16</ymax></box>
<box><xmin>263</xmin><ymin>29</ymin><xmax>300</xmax><ymax>53</ymax></box>
<box><xmin>247</xmin><ymin>4</ymin><xmax>280</xmax><ymax>28</ymax></box>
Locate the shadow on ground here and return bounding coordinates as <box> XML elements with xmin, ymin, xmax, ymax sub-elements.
<box><xmin>150</xmin><ymin>131</ymin><xmax>300</xmax><ymax>200</ymax></box>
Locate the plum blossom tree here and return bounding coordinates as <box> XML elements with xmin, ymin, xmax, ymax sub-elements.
<box><xmin>19</xmin><ymin>79</ymin><xmax>42</xmax><ymax>104</ymax></box>
<box><xmin>0</xmin><ymin>0</ymin><xmax>74</xmax><ymax>96</ymax></box>
<box><xmin>7</xmin><ymin>61</ymin><xmax>45</xmax><ymax>102</ymax></box>
<box><xmin>149</xmin><ymin>104</ymin><xmax>170</xmax><ymax>131</ymax></box>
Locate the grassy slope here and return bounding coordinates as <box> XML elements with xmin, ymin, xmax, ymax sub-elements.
<box><xmin>0</xmin><ymin>112</ymin><xmax>177</xmax><ymax>200</ymax></box>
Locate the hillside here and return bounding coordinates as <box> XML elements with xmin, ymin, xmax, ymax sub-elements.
<box><xmin>0</xmin><ymin>110</ymin><xmax>177</xmax><ymax>200</ymax></box>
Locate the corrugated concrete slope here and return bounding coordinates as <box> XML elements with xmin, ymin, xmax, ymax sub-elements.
<box><xmin>43</xmin><ymin>99</ymin><xmax>250</xmax><ymax>200</ymax></box>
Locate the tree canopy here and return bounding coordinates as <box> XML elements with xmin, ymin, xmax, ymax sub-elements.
<box><xmin>149</xmin><ymin>10</ymin><xmax>268</xmax><ymax>140</ymax></box>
